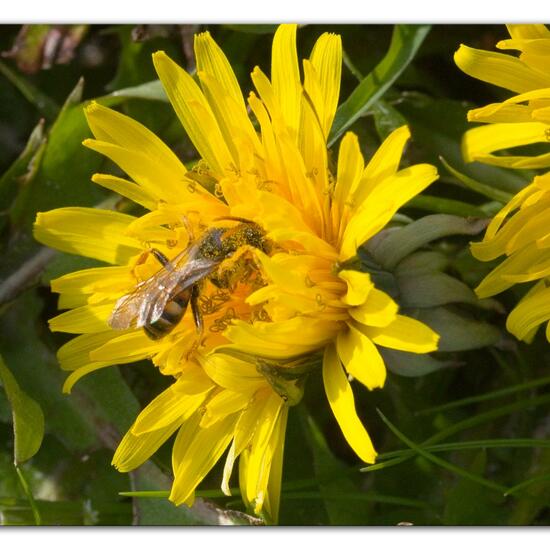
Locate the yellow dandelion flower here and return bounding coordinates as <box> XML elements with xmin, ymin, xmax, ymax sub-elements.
<box><xmin>34</xmin><ymin>24</ymin><xmax>439</xmax><ymax>522</ymax></box>
<box><xmin>455</xmin><ymin>24</ymin><xmax>550</xmax><ymax>342</ymax></box>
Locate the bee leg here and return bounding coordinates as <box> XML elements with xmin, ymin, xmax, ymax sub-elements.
<box><xmin>190</xmin><ymin>284</ymin><xmax>203</xmax><ymax>334</ymax></box>
<box><xmin>150</xmin><ymin>248</ymin><xmax>170</xmax><ymax>268</ymax></box>
<box><xmin>181</xmin><ymin>215</ymin><xmax>195</xmax><ymax>242</ymax></box>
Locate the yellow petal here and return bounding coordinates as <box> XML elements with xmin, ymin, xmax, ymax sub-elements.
<box><xmin>202</xmin><ymin>389</ymin><xmax>251</xmax><ymax>429</ymax></box>
<box><xmin>34</xmin><ymin>208</ymin><xmax>141</xmax><ymax>265</ymax></box>
<box><xmin>308</xmin><ymin>32</ymin><xmax>342</xmax><ymax>138</ymax></box>
<box><xmin>62</xmin><ymin>363</ymin><xmax>113</xmax><ymax>393</ymax></box>
<box><xmin>84</xmin><ymin>139</ymin><xmax>190</xmax><ymax>205</ymax></box>
<box><xmin>322</xmin><ymin>344</ymin><xmax>377</xmax><ymax>463</ymax></box>
<box><xmin>470</xmin><ymin>194</ymin><xmax>550</xmax><ymax>261</ymax></box>
<box><xmin>263</xmin><ymin>405</ymin><xmax>288</xmax><ymax>525</ymax></box>
<box><xmin>223</xmin><ymin>318</ymin><xmax>337</xmax><ymax>359</ymax></box>
<box><xmin>170</xmin><ymin>412</ymin><xmax>238</xmax><ymax>506</ymax></box>
<box><xmin>171</xmin><ymin>410</ymin><xmax>201</xmax><ymax>475</ymax></box>
<box><xmin>92</xmin><ymin>174</ymin><xmax>156</xmax><ymax>210</ymax></box>
<box><xmin>89</xmin><ymin>330</ymin><xmax>162</xmax><ymax>363</ymax></box>
<box><xmin>252</xmin><ymin>250</ymin><xmax>324</xmax><ymax>299</ymax></box>
<box><xmin>51</xmin><ymin>265</ymin><xmax>133</xmax><ymax>295</ymax></box>
<box><xmin>152</xmin><ymin>50</ymin><xmax>234</xmax><ymax>178</ymax></box>
<box><xmin>57</xmin><ymin>331</ymin><xmax>122</xmax><ymax>371</ymax></box>
<box><xmin>200</xmin><ymin>353</ymin><xmax>265</xmax><ymax>394</ymax></box>
<box><xmin>349</xmin><ymin>287</ymin><xmax>398</xmax><ymax>327</ymax></box>
<box><xmin>354</xmin><ymin>125</ymin><xmax>410</xmax><ymax>206</ymax></box>
<box><xmin>219</xmin><ymin>389</ymin><xmax>265</xmax><ymax>496</ymax></box>
<box><xmin>49</xmin><ymin>303</ymin><xmax>114</xmax><ymax>334</ymax></box>
<box><xmin>58</xmin><ymin>293</ymin><xmax>88</xmax><ymax>310</ymax></box>
<box><xmin>506</xmin><ymin>25</ymin><xmax>550</xmax><ymax>40</ymax></box>
<box><xmin>334</xmin><ymin>132</ymin><xmax>364</xmax><ymax>210</ymax></box>
<box><xmin>454</xmin><ymin>44</ymin><xmax>550</xmax><ymax>93</ymax></box>
<box><xmin>241</xmin><ymin>390</ymin><xmax>285</xmax><ymax>514</ymax></box>
<box><xmin>251</xmin><ymin>67</ymin><xmax>285</xmax><ymax>132</ymax></box>
<box><xmin>267</xmin><ymin>227</ymin><xmax>339</xmax><ymax>261</ymax></box>
<box><xmin>194</xmin><ymin>31</ymin><xmax>246</xmax><ymax>110</ymax></box>
<box><xmin>340</xmin><ymin>164</ymin><xmax>438</xmax><ymax>260</ymax></box>
<box><xmin>221</xmin><ymin>440</ymin><xmax>238</xmax><ymax>497</ymax></box>
<box><xmin>474</xmin><ymin>242</ymin><xmax>550</xmax><ymax>298</ymax></box>
<box><xmin>113</xmin><ymin>418</ymin><xmax>182</xmax><ymax>472</ymax></box>
<box><xmin>132</xmin><ymin>378</ymin><xmax>212</xmax><ymax>435</ymax></box>
<box><xmin>271</xmin><ymin>24</ymin><xmax>301</xmax><ymax>139</ymax></box>
<box><xmin>462</xmin><ymin>122</ymin><xmax>550</xmax><ymax>168</ymax></box>
<box><xmin>359</xmin><ymin>315</ymin><xmax>439</xmax><ymax>353</ymax></box>
<box><xmin>480</xmin><ymin>181</ymin><xmax>539</xmax><ymax>242</ymax></box>
<box><xmin>197</xmin><ymin>71</ymin><xmax>261</xmax><ymax>169</ymax></box>
<box><xmin>336</xmin><ymin>323</ymin><xmax>386</xmax><ymax>390</ymax></box>
<box><xmin>84</xmin><ymin>102</ymin><xmax>188</xmax><ymax>202</ymax></box>
<box><xmin>467</xmin><ymin>102</ymin><xmax>536</xmax><ymax>124</ymax></box>
<box><xmin>277</xmin><ymin>127</ymin><xmax>324</xmax><ymax>236</ymax></box>
<box><xmin>506</xmin><ymin>282</ymin><xmax>550</xmax><ymax>341</ymax></box>
<box><xmin>338</xmin><ymin>270</ymin><xmax>373</xmax><ymax>306</ymax></box>
<box><xmin>497</xmin><ymin>38</ymin><xmax>550</xmax><ymax>56</ymax></box>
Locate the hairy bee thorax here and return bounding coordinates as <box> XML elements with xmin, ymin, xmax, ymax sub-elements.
<box><xmin>199</xmin><ymin>222</ymin><xmax>270</xmax><ymax>258</ymax></box>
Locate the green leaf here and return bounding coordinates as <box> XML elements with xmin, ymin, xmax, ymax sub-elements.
<box><xmin>381</xmin><ymin>348</ymin><xmax>456</xmax><ymax>377</ymax></box>
<box><xmin>394</xmin><ymin>250</ymin><xmax>449</xmax><ymax>275</ymax></box>
<box><xmin>0</xmin><ymin>290</ymin><xmax>98</xmax><ymax>451</ymax></box>
<box><xmin>0</xmin><ymin>355</ymin><xmax>44</xmax><ymax>465</ymax></box>
<box><xmin>0</xmin><ymin>118</ymin><xmax>46</xmax><ymax>213</ymax></box>
<box><xmin>372</xmin><ymin>214</ymin><xmax>489</xmax><ymax>270</ymax></box>
<box><xmin>406</xmin><ymin>194</ymin><xmax>487</xmax><ymax>218</ymax></box>
<box><xmin>440</xmin><ymin>156</ymin><xmax>514</xmax><ymax>204</ymax></box>
<box><xmin>372</xmin><ymin>100</ymin><xmax>408</xmax><ymax>141</ymax></box>
<box><xmin>9</xmin><ymin>77</ymin><xmax>107</xmax><ymax>230</ymax></box>
<box><xmin>102</xmin><ymin>80</ymin><xmax>168</xmax><ymax>103</ymax></box>
<box><xmin>1</xmin><ymin>78</ymin><xmax>108</xmax><ymax>294</ymax></box>
<box><xmin>396</xmin><ymin>271</ymin><xmax>481</xmax><ymax>309</ymax></box>
<box><xmin>329</xmin><ymin>24</ymin><xmax>431</xmax><ymax>146</ymax></box>
<box><xmin>415</xmin><ymin>307</ymin><xmax>502</xmax><ymax>352</ymax></box>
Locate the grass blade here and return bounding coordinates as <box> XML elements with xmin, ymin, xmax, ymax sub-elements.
<box><xmin>363</xmin><ymin>394</ymin><xmax>550</xmax><ymax>473</ymax></box>
<box><xmin>440</xmin><ymin>156</ymin><xmax>514</xmax><ymax>203</ymax></box>
<box><xmin>15</xmin><ymin>465</ymin><xmax>41</xmax><ymax>526</ymax></box>
<box><xmin>417</xmin><ymin>374</ymin><xmax>550</xmax><ymax>416</ymax></box>
<box><xmin>380</xmin><ymin>438</ymin><xmax>550</xmax><ymax>460</ymax></box>
<box><xmin>375</xmin><ymin>409</ymin><xmax>509</xmax><ymax>494</ymax></box>
<box><xmin>406</xmin><ymin>194</ymin><xmax>486</xmax><ymax>217</ymax></box>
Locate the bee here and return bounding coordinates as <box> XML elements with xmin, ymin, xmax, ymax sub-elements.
<box><xmin>108</xmin><ymin>219</ymin><xmax>270</xmax><ymax>340</ymax></box>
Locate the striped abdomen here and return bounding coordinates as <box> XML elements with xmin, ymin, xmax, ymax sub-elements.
<box><xmin>144</xmin><ymin>285</ymin><xmax>193</xmax><ymax>340</ymax></box>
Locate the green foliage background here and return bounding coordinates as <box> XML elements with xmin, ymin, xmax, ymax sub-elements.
<box><xmin>1</xmin><ymin>24</ymin><xmax>550</xmax><ymax>526</ymax></box>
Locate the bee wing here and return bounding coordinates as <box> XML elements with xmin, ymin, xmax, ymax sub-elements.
<box><xmin>109</xmin><ymin>246</ymin><xmax>217</xmax><ymax>330</ymax></box>
<box><xmin>144</xmin><ymin>256</ymin><xmax>218</xmax><ymax>325</ymax></box>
